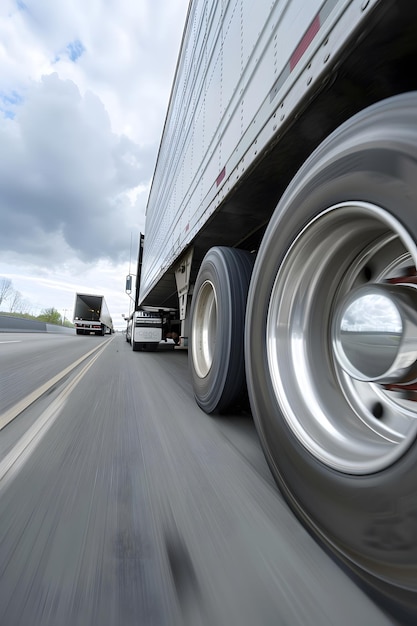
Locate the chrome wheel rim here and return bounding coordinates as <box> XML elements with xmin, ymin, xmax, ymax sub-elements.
<box><xmin>267</xmin><ymin>201</ymin><xmax>417</xmax><ymax>474</ymax></box>
<box><xmin>192</xmin><ymin>280</ymin><xmax>217</xmax><ymax>378</ymax></box>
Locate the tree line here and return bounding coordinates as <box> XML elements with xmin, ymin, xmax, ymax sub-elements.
<box><xmin>0</xmin><ymin>277</ymin><xmax>73</xmax><ymax>326</ymax></box>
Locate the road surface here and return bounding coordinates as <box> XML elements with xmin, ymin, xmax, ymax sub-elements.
<box><xmin>0</xmin><ymin>333</ymin><xmax>394</xmax><ymax>625</ymax></box>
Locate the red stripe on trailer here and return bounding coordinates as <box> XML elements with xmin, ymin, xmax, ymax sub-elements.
<box><xmin>290</xmin><ymin>14</ymin><xmax>320</xmax><ymax>71</ymax></box>
<box><xmin>185</xmin><ymin>223</ymin><xmax>189</xmax><ymax>232</ymax></box>
<box><xmin>216</xmin><ymin>166</ymin><xmax>226</xmax><ymax>187</ymax></box>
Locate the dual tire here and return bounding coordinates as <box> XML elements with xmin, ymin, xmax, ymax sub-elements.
<box><xmin>189</xmin><ymin>93</ymin><xmax>417</xmax><ymax>615</ymax></box>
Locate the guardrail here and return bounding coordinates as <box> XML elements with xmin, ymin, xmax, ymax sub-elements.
<box><xmin>0</xmin><ymin>315</ymin><xmax>75</xmax><ymax>335</ymax></box>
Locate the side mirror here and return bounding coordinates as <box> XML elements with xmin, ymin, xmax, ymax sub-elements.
<box><xmin>125</xmin><ymin>275</ymin><xmax>132</xmax><ymax>293</ymax></box>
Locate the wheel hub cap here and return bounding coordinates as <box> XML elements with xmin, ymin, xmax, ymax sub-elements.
<box><xmin>333</xmin><ymin>284</ymin><xmax>417</xmax><ymax>384</ymax></box>
<box><xmin>266</xmin><ymin>201</ymin><xmax>417</xmax><ymax>473</ymax></box>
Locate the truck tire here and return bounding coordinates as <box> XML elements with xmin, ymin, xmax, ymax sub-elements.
<box><xmin>245</xmin><ymin>93</ymin><xmax>417</xmax><ymax>615</ymax></box>
<box><xmin>190</xmin><ymin>246</ymin><xmax>254</xmax><ymax>413</ymax></box>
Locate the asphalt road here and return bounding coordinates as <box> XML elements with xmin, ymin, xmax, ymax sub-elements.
<box><xmin>0</xmin><ymin>333</ymin><xmax>393</xmax><ymax>625</ymax></box>
<box><xmin>0</xmin><ymin>332</ymin><xmax>107</xmax><ymax>415</ymax></box>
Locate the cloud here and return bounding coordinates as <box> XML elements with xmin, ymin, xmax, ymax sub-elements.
<box><xmin>0</xmin><ymin>0</ymin><xmax>188</xmax><ymax>140</ymax></box>
<box><xmin>0</xmin><ymin>72</ymin><xmax>150</xmax><ymax>264</ymax></box>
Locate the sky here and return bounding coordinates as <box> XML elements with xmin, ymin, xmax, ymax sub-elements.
<box><xmin>0</xmin><ymin>0</ymin><xmax>190</xmax><ymax>329</ymax></box>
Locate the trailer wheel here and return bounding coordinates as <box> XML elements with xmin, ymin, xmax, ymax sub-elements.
<box><xmin>190</xmin><ymin>246</ymin><xmax>253</xmax><ymax>413</ymax></box>
<box><xmin>245</xmin><ymin>93</ymin><xmax>417</xmax><ymax>612</ymax></box>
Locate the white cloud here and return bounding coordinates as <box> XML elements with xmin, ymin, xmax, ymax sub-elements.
<box><xmin>0</xmin><ymin>72</ymin><xmax>147</xmax><ymax>263</ymax></box>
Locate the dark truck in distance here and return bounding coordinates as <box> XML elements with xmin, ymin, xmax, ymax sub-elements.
<box><xmin>73</xmin><ymin>293</ymin><xmax>113</xmax><ymax>336</ymax></box>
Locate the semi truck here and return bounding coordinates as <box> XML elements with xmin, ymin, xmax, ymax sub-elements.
<box><xmin>137</xmin><ymin>0</ymin><xmax>417</xmax><ymax>615</ymax></box>
<box><xmin>73</xmin><ymin>293</ymin><xmax>113</xmax><ymax>336</ymax></box>
<box><xmin>125</xmin><ymin>233</ymin><xmax>179</xmax><ymax>350</ymax></box>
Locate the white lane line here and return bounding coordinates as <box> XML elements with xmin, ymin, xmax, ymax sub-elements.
<box><xmin>0</xmin><ymin>336</ymin><xmax>114</xmax><ymax>431</ymax></box>
<box><xmin>0</xmin><ymin>340</ymin><xmax>21</xmax><ymax>344</ymax></box>
<box><xmin>0</xmin><ymin>339</ymin><xmax>111</xmax><ymax>488</ymax></box>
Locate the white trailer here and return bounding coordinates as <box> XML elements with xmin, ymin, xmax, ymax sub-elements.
<box><xmin>139</xmin><ymin>0</ymin><xmax>417</xmax><ymax>615</ymax></box>
<box><xmin>73</xmin><ymin>293</ymin><xmax>113</xmax><ymax>336</ymax></box>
